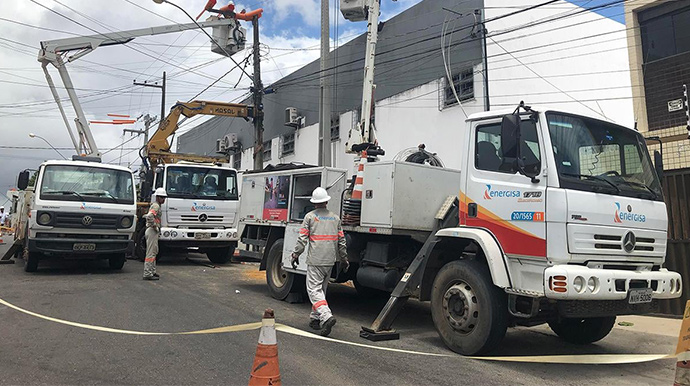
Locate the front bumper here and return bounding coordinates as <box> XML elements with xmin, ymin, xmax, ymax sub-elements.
<box><xmin>158</xmin><ymin>227</ymin><xmax>239</xmax><ymax>242</ymax></box>
<box><xmin>544</xmin><ymin>265</ymin><xmax>682</xmax><ymax>300</ymax></box>
<box><xmin>29</xmin><ymin>237</ymin><xmax>133</xmax><ymax>256</ymax></box>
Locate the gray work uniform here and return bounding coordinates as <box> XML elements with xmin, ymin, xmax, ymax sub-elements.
<box><xmin>143</xmin><ymin>202</ymin><xmax>161</xmax><ymax>278</ymax></box>
<box><xmin>291</xmin><ymin>208</ymin><xmax>348</xmax><ymax>324</ymax></box>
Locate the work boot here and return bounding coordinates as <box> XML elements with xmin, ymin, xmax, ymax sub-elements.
<box><xmin>309</xmin><ymin>319</ymin><xmax>320</xmax><ymax>330</ymax></box>
<box><xmin>319</xmin><ymin>317</ymin><xmax>337</xmax><ymax>336</ymax></box>
<box><xmin>143</xmin><ymin>276</ymin><xmax>159</xmax><ymax>281</ymax></box>
<box><xmin>153</xmin><ymin>273</ymin><xmax>160</xmax><ymax>278</ymax></box>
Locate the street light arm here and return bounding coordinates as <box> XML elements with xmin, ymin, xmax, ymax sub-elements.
<box><xmin>29</xmin><ymin>134</ymin><xmax>68</xmax><ymax>160</ymax></box>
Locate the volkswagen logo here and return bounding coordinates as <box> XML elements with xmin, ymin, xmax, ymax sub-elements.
<box><xmin>198</xmin><ymin>214</ymin><xmax>208</xmax><ymax>222</ymax></box>
<box><xmin>82</xmin><ymin>215</ymin><xmax>93</xmax><ymax>226</ymax></box>
<box><xmin>622</xmin><ymin>231</ymin><xmax>636</xmax><ymax>253</ymax></box>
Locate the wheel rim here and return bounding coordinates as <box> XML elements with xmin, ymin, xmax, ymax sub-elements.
<box><xmin>270</xmin><ymin>253</ymin><xmax>288</xmax><ymax>288</ymax></box>
<box><xmin>442</xmin><ymin>281</ymin><xmax>479</xmax><ymax>334</ymax></box>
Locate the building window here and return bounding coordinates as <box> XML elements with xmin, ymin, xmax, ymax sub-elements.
<box><xmin>263</xmin><ymin>140</ymin><xmax>272</xmax><ymax>161</ymax></box>
<box><xmin>233</xmin><ymin>152</ymin><xmax>241</xmax><ymax>170</ymax></box>
<box><xmin>640</xmin><ymin>5</ymin><xmax>690</xmax><ymax>63</ymax></box>
<box><xmin>331</xmin><ymin>115</ymin><xmax>340</xmax><ymax>141</ymax></box>
<box><xmin>443</xmin><ymin>68</ymin><xmax>474</xmax><ymax>107</ymax></box>
<box><xmin>282</xmin><ymin>133</ymin><xmax>295</xmax><ymax>156</ymax></box>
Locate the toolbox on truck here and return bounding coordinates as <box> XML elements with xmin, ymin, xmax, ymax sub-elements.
<box><xmin>360</xmin><ymin>161</ymin><xmax>461</xmax><ymax>231</ymax></box>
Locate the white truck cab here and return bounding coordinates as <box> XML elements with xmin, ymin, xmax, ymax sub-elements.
<box><xmin>136</xmin><ymin>162</ymin><xmax>240</xmax><ymax>263</ymax></box>
<box><xmin>21</xmin><ymin>159</ymin><xmax>137</xmax><ymax>272</ymax></box>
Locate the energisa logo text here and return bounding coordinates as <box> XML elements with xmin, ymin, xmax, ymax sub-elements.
<box><xmin>483</xmin><ymin>184</ymin><xmax>521</xmax><ymax>200</ymax></box>
<box><xmin>614</xmin><ymin>202</ymin><xmax>645</xmax><ymax>223</ymax></box>
<box><xmin>80</xmin><ymin>202</ymin><xmax>102</xmax><ymax>210</ymax></box>
<box><xmin>191</xmin><ymin>202</ymin><xmax>216</xmax><ymax>211</ymax></box>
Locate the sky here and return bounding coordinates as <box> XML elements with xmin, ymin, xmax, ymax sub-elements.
<box><xmin>0</xmin><ymin>0</ymin><xmax>426</xmax><ymax>206</ymax></box>
<box><xmin>0</xmin><ymin>0</ymin><xmax>624</xmax><ymax>207</ymax></box>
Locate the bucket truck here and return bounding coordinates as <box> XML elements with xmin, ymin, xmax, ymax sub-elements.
<box><xmin>234</xmin><ymin>0</ymin><xmax>683</xmax><ymax>355</ymax></box>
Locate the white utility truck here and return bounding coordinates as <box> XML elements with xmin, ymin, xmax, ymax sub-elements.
<box><xmin>135</xmin><ymin>162</ymin><xmax>240</xmax><ymax>264</ymax></box>
<box><xmin>238</xmin><ymin>105</ymin><xmax>682</xmax><ymax>355</ymax></box>
<box><xmin>14</xmin><ymin>158</ymin><xmax>137</xmax><ymax>272</ymax></box>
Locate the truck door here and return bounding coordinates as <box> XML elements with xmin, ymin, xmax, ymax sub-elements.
<box><xmin>464</xmin><ymin>119</ymin><xmax>547</xmax><ymax>258</ymax></box>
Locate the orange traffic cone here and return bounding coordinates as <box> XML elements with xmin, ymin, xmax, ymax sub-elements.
<box><xmin>351</xmin><ymin>150</ymin><xmax>367</xmax><ymax>200</ymax></box>
<box><xmin>249</xmin><ymin>309</ymin><xmax>281</xmax><ymax>386</ymax></box>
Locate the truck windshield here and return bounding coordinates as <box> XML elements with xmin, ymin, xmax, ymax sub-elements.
<box><xmin>40</xmin><ymin>165</ymin><xmax>134</xmax><ymax>204</ymax></box>
<box><xmin>165</xmin><ymin>166</ymin><xmax>238</xmax><ymax>200</ymax></box>
<box><xmin>547</xmin><ymin>112</ymin><xmax>662</xmax><ymax>201</ymax></box>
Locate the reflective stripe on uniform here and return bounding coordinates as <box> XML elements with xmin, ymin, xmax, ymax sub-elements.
<box><xmin>338</xmin><ymin>231</ymin><xmax>344</xmax><ymax>237</ymax></box>
<box><xmin>144</xmin><ymin>257</ymin><xmax>156</xmax><ymax>263</ymax></box>
<box><xmin>299</xmin><ymin>228</ymin><xmax>309</xmax><ymax>235</ymax></box>
<box><xmin>310</xmin><ymin>234</ymin><xmax>339</xmax><ymax>241</ymax></box>
<box><xmin>312</xmin><ymin>300</ymin><xmax>328</xmax><ymax>310</ymax></box>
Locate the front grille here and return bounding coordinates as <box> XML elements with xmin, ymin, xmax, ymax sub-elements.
<box><xmin>54</xmin><ymin>212</ymin><xmax>119</xmax><ymax>229</ymax></box>
<box><xmin>593</xmin><ymin>234</ymin><xmax>655</xmax><ymax>252</ymax></box>
<box><xmin>180</xmin><ymin>215</ymin><xmax>224</xmax><ymax>223</ymax></box>
<box><xmin>594</xmin><ymin>234</ymin><xmax>621</xmax><ymax>241</ymax></box>
<box><xmin>36</xmin><ymin>232</ymin><xmax>129</xmax><ymax>240</ymax></box>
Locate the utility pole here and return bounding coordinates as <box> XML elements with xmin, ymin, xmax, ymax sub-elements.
<box><xmin>479</xmin><ymin>9</ymin><xmax>490</xmax><ymax>112</ymax></box>
<box><xmin>124</xmin><ymin>114</ymin><xmax>157</xmax><ymax>146</ymax></box>
<box><xmin>319</xmin><ymin>0</ymin><xmax>332</xmax><ymax>166</ymax></box>
<box><xmin>252</xmin><ymin>16</ymin><xmax>264</xmax><ymax>171</ymax></box>
<box><xmin>134</xmin><ymin>72</ymin><xmax>166</xmax><ymax>123</ymax></box>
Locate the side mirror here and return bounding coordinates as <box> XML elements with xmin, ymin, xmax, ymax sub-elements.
<box><xmin>654</xmin><ymin>150</ymin><xmax>664</xmax><ymax>179</ymax></box>
<box><xmin>17</xmin><ymin>170</ymin><xmax>30</xmax><ymax>190</ymax></box>
<box><xmin>500</xmin><ymin>114</ymin><xmax>520</xmax><ymax>159</ymax></box>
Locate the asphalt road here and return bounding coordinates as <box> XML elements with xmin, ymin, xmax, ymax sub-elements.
<box><xmin>0</xmin><ymin>248</ymin><xmax>680</xmax><ymax>385</ymax></box>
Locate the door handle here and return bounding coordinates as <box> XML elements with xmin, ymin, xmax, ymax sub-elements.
<box><xmin>468</xmin><ymin>203</ymin><xmax>478</xmax><ymax>218</ymax></box>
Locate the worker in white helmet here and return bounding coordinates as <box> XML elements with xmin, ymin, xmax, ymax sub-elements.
<box><xmin>0</xmin><ymin>206</ymin><xmax>6</xmax><ymax>235</ymax></box>
<box><xmin>291</xmin><ymin>187</ymin><xmax>349</xmax><ymax>336</ymax></box>
<box><xmin>143</xmin><ymin>188</ymin><xmax>167</xmax><ymax>281</ymax></box>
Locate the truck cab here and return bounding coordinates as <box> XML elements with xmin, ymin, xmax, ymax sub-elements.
<box><xmin>21</xmin><ymin>159</ymin><xmax>137</xmax><ymax>272</ymax></box>
<box><xmin>136</xmin><ymin>162</ymin><xmax>240</xmax><ymax>263</ymax></box>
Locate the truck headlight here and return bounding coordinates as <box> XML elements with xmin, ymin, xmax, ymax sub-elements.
<box><xmin>171</xmin><ymin>231</ymin><xmax>178</xmax><ymax>237</ymax></box>
<box><xmin>573</xmin><ymin>276</ymin><xmax>585</xmax><ymax>293</ymax></box>
<box><xmin>37</xmin><ymin>212</ymin><xmax>52</xmax><ymax>226</ymax></box>
<box><xmin>163</xmin><ymin>231</ymin><xmax>171</xmax><ymax>237</ymax></box>
<box><xmin>587</xmin><ymin>277</ymin><xmax>598</xmax><ymax>293</ymax></box>
<box><xmin>119</xmin><ymin>216</ymin><xmax>133</xmax><ymax>229</ymax></box>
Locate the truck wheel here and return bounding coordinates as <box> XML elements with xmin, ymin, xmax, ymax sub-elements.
<box><xmin>266</xmin><ymin>239</ymin><xmax>303</xmax><ymax>300</ymax></box>
<box><xmin>430</xmin><ymin>259</ymin><xmax>508</xmax><ymax>355</ymax></box>
<box><xmin>134</xmin><ymin>227</ymin><xmax>146</xmax><ymax>261</ymax></box>
<box><xmin>206</xmin><ymin>243</ymin><xmax>237</xmax><ymax>264</ymax></box>
<box><xmin>24</xmin><ymin>252</ymin><xmax>39</xmax><ymax>273</ymax></box>
<box><xmin>547</xmin><ymin>317</ymin><xmax>616</xmax><ymax>344</ymax></box>
<box><xmin>108</xmin><ymin>254</ymin><xmax>126</xmax><ymax>270</ymax></box>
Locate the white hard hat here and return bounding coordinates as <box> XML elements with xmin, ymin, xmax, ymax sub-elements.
<box><xmin>310</xmin><ymin>187</ymin><xmax>331</xmax><ymax>203</ymax></box>
<box><xmin>154</xmin><ymin>187</ymin><xmax>167</xmax><ymax>197</ymax></box>
<box><xmin>0</xmin><ymin>206</ymin><xmax>4</xmax><ymax>210</ymax></box>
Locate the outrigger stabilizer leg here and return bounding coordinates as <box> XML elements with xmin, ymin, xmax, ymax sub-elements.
<box><xmin>360</xmin><ymin>196</ymin><xmax>459</xmax><ymax>341</ymax></box>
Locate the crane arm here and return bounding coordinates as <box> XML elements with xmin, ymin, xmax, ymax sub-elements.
<box><xmin>145</xmin><ymin>100</ymin><xmax>254</xmax><ymax>164</ymax></box>
<box><xmin>38</xmin><ymin>18</ymin><xmax>244</xmax><ymax>157</ymax></box>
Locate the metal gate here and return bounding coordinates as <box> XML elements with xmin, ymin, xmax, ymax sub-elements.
<box><xmin>659</xmin><ymin>168</ymin><xmax>690</xmax><ymax>315</ymax></box>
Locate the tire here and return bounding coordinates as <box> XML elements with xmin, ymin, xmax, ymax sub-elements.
<box><xmin>24</xmin><ymin>251</ymin><xmax>39</xmax><ymax>273</ymax></box>
<box><xmin>134</xmin><ymin>226</ymin><xmax>147</xmax><ymax>261</ymax></box>
<box><xmin>265</xmin><ymin>239</ymin><xmax>303</xmax><ymax>300</ymax></box>
<box><xmin>108</xmin><ymin>254</ymin><xmax>126</xmax><ymax>270</ymax></box>
<box><xmin>547</xmin><ymin>316</ymin><xmax>616</xmax><ymax>344</ymax></box>
<box><xmin>430</xmin><ymin>259</ymin><xmax>508</xmax><ymax>355</ymax></box>
<box><xmin>206</xmin><ymin>243</ymin><xmax>237</xmax><ymax>264</ymax></box>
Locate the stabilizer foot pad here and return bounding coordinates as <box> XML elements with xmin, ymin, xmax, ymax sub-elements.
<box><xmin>360</xmin><ymin>326</ymin><xmax>400</xmax><ymax>341</ymax></box>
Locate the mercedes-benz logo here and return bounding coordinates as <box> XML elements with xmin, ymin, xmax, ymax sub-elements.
<box><xmin>198</xmin><ymin>214</ymin><xmax>208</xmax><ymax>222</ymax></box>
<box><xmin>622</xmin><ymin>231</ymin><xmax>636</xmax><ymax>253</ymax></box>
<box><xmin>82</xmin><ymin>215</ymin><xmax>93</xmax><ymax>226</ymax></box>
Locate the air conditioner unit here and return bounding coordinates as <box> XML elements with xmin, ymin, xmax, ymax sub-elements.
<box><xmin>216</xmin><ymin>134</ymin><xmax>239</xmax><ymax>152</ymax></box>
<box><xmin>285</xmin><ymin>107</ymin><xmax>302</xmax><ymax>128</ymax></box>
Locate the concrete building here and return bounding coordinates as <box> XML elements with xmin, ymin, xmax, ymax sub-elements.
<box><xmin>178</xmin><ymin>0</ymin><xmax>634</xmax><ymax>175</ymax></box>
<box><xmin>626</xmin><ymin>0</ymin><xmax>690</xmax><ymax>170</ymax></box>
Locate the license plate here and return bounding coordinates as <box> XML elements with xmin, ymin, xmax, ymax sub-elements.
<box><xmin>194</xmin><ymin>233</ymin><xmax>211</xmax><ymax>240</ymax></box>
<box><xmin>628</xmin><ymin>288</ymin><xmax>653</xmax><ymax>304</ymax></box>
<box><xmin>73</xmin><ymin>243</ymin><xmax>96</xmax><ymax>251</ymax></box>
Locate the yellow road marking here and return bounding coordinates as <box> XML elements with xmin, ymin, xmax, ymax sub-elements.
<box><xmin>0</xmin><ymin>296</ymin><xmax>675</xmax><ymax>364</ymax></box>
